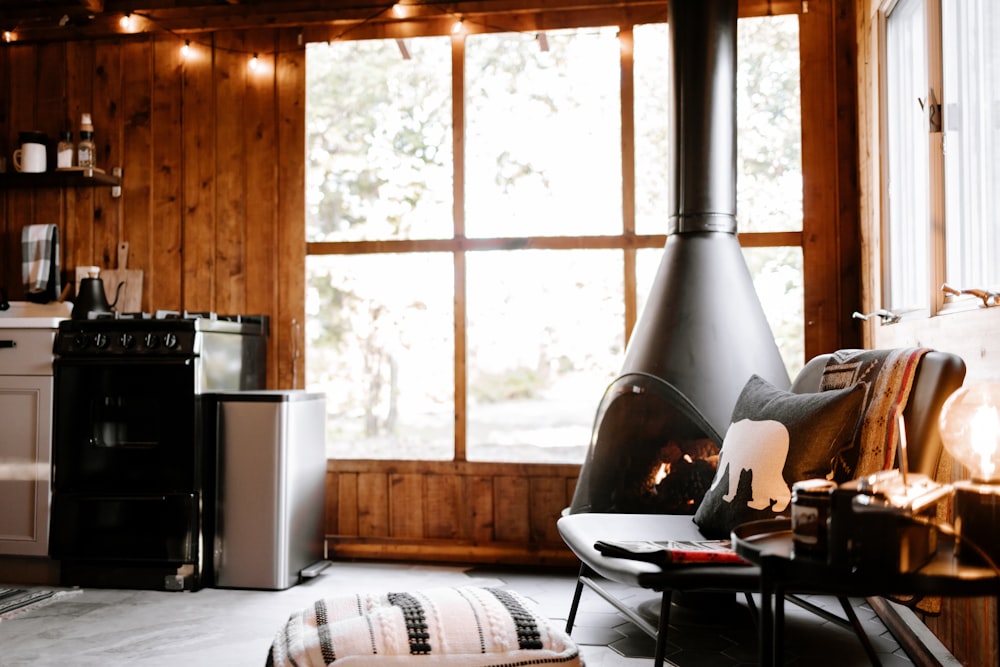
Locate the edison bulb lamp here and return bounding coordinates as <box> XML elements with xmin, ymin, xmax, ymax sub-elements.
<box><xmin>939</xmin><ymin>382</ymin><xmax>1000</xmax><ymax>565</ymax></box>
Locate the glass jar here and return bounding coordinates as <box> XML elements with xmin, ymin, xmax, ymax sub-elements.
<box><xmin>57</xmin><ymin>131</ymin><xmax>74</xmax><ymax>169</ymax></box>
<box><xmin>791</xmin><ymin>478</ymin><xmax>837</xmax><ymax>560</ymax></box>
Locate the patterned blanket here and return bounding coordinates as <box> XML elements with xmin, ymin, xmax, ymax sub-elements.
<box><xmin>266</xmin><ymin>586</ymin><xmax>583</xmax><ymax>666</ymax></box>
<box><xmin>819</xmin><ymin>347</ymin><xmax>929</xmax><ymax>479</ymax></box>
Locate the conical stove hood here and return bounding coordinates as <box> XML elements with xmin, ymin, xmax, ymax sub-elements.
<box><xmin>622</xmin><ymin>0</ymin><xmax>789</xmax><ymax>438</ymax></box>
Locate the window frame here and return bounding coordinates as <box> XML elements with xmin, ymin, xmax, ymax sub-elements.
<box><xmin>304</xmin><ymin>2</ymin><xmax>852</xmax><ymax>462</ymax></box>
<box><xmin>880</xmin><ymin>0</ymin><xmax>999</xmax><ymax>319</ymax></box>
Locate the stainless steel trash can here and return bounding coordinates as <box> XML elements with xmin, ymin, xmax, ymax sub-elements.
<box><xmin>210</xmin><ymin>390</ymin><xmax>326</xmax><ymax>590</ymax></box>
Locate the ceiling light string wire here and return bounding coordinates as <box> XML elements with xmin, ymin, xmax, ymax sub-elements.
<box><xmin>4</xmin><ymin>2</ymin><xmax>554</xmax><ymax>53</ymax></box>
<box><xmin>132</xmin><ymin>3</ymin><xmax>399</xmax><ymax>61</ymax></box>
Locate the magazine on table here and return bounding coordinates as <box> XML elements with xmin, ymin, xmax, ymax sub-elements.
<box><xmin>594</xmin><ymin>538</ymin><xmax>749</xmax><ymax>565</ymax></box>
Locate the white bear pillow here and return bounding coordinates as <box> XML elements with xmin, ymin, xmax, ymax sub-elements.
<box><xmin>693</xmin><ymin>375</ymin><xmax>866</xmax><ymax>539</ymax></box>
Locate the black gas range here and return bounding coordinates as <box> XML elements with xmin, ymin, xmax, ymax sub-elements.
<box><xmin>49</xmin><ymin>310</ymin><xmax>269</xmax><ymax>591</ymax></box>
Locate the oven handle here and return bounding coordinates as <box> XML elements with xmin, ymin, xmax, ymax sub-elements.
<box><xmin>54</xmin><ymin>356</ymin><xmax>194</xmax><ymax>367</ymax></box>
<box><xmin>0</xmin><ymin>339</ymin><xmax>15</xmax><ymax>349</ymax></box>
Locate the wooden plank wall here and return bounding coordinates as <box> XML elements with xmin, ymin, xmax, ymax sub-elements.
<box><xmin>325</xmin><ymin>461</ymin><xmax>580</xmax><ymax>566</ymax></box>
<box><xmin>0</xmin><ymin>31</ymin><xmax>305</xmax><ymax>390</ymax></box>
<box><xmin>855</xmin><ymin>0</ymin><xmax>1000</xmax><ymax>663</ymax></box>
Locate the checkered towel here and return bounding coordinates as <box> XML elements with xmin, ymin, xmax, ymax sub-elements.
<box><xmin>21</xmin><ymin>224</ymin><xmax>60</xmax><ymax>303</ymax></box>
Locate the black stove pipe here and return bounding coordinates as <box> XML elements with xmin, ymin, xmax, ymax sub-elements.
<box><xmin>668</xmin><ymin>0</ymin><xmax>737</xmax><ymax>235</ymax></box>
<box><xmin>618</xmin><ymin>0</ymin><xmax>790</xmax><ymax>439</ymax></box>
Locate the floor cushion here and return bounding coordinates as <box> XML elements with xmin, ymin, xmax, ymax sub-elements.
<box><xmin>266</xmin><ymin>585</ymin><xmax>582</xmax><ymax>666</ymax></box>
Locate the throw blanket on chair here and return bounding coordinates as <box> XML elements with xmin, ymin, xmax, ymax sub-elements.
<box><xmin>820</xmin><ymin>347</ymin><xmax>929</xmax><ymax>478</ymax></box>
<box><xmin>822</xmin><ymin>347</ymin><xmax>944</xmax><ymax>616</ymax></box>
<box><xmin>21</xmin><ymin>224</ymin><xmax>61</xmax><ymax>303</ymax></box>
<box><xmin>267</xmin><ymin>586</ymin><xmax>583</xmax><ymax>667</ymax></box>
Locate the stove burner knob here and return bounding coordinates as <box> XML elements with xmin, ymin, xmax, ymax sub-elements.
<box><xmin>144</xmin><ymin>333</ymin><xmax>160</xmax><ymax>349</ymax></box>
<box><xmin>120</xmin><ymin>333</ymin><xmax>136</xmax><ymax>349</ymax></box>
<box><xmin>163</xmin><ymin>332</ymin><xmax>178</xmax><ymax>349</ymax></box>
<box><xmin>74</xmin><ymin>333</ymin><xmax>89</xmax><ymax>349</ymax></box>
<box><xmin>93</xmin><ymin>333</ymin><xmax>108</xmax><ymax>349</ymax></box>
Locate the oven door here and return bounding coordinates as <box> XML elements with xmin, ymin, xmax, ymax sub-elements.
<box><xmin>52</xmin><ymin>357</ymin><xmax>202</xmax><ymax>493</ymax></box>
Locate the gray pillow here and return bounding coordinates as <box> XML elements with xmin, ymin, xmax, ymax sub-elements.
<box><xmin>693</xmin><ymin>374</ymin><xmax>866</xmax><ymax>539</ymax></box>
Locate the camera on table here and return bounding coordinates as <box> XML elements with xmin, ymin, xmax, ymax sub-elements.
<box><xmin>827</xmin><ymin>469</ymin><xmax>951</xmax><ymax>574</ymax></box>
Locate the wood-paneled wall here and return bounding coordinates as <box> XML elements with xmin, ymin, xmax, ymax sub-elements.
<box><xmin>0</xmin><ymin>31</ymin><xmax>305</xmax><ymax>390</ymax></box>
<box><xmin>325</xmin><ymin>460</ymin><xmax>580</xmax><ymax>566</ymax></box>
<box><xmin>855</xmin><ymin>1</ymin><xmax>1000</xmax><ymax>663</ymax></box>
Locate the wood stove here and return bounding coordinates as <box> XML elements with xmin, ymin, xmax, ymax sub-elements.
<box><xmin>569</xmin><ymin>0</ymin><xmax>790</xmax><ymax>515</ymax></box>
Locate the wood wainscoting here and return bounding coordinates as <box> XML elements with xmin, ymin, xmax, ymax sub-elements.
<box><xmin>324</xmin><ymin>459</ymin><xmax>581</xmax><ymax>567</ymax></box>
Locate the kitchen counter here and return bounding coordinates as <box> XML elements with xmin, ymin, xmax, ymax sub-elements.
<box><xmin>0</xmin><ymin>301</ymin><xmax>73</xmax><ymax>329</ymax></box>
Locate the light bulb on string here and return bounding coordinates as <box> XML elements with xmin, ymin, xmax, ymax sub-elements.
<box><xmin>451</xmin><ymin>19</ymin><xmax>464</xmax><ymax>35</ymax></box>
<box><xmin>180</xmin><ymin>40</ymin><xmax>191</xmax><ymax>58</ymax></box>
<box><xmin>120</xmin><ymin>14</ymin><xmax>133</xmax><ymax>30</ymax></box>
<box><xmin>249</xmin><ymin>53</ymin><xmax>260</xmax><ymax>71</ymax></box>
<box><xmin>2</xmin><ymin>31</ymin><xmax>13</xmax><ymax>43</ymax></box>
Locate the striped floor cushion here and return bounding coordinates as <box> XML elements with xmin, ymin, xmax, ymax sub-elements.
<box><xmin>266</xmin><ymin>585</ymin><xmax>583</xmax><ymax>666</ymax></box>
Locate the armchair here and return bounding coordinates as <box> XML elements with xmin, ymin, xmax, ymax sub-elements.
<box><xmin>557</xmin><ymin>349</ymin><xmax>966</xmax><ymax>667</ymax></box>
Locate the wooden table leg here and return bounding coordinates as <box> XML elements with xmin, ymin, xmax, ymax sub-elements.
<box><xmin>774</xmin><ymin>586</ymin><xmax>784</xmax><ymax>667</ymax></box>
<box><xmin>760</xmin><ymin>577</ymin><xmax>774</xmax><ymax>666</ymax></box>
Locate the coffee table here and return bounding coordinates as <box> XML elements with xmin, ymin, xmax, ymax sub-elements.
<box><xmin>732</xmin><ymin>518</ymin><xmax>1000</xmax><ymax>666</ymax></box>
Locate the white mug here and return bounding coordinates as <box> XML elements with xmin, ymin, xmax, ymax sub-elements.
<box><xmin>13</xmin><ymin>142</ymin><xmax>46</xmax><ymax>173</ymax></box>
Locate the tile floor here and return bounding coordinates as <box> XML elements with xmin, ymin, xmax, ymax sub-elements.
<box><xmin>0</xmin><ymin>561</ymin><xmax>958</xmax><ymax>666</ymax></box>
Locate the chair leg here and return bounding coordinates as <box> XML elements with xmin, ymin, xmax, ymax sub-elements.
<box><xmin>742</xmin><ymin>591</ymin><xmax>758</xmax><ymax>626</ymax></box>
<box><xmin>836</xmin><ymin>596</ymin><xmax>882</xmax><ymax>667</ymax></box>
<box><xmin>564</xmin><ymin>564</ymin><xmax>587</xmax><ymax>634</ymax></box>
<box><xmin>653</xmin><ymin>590</ymin><xmax>672</xmax><ymax>667</ymax></box>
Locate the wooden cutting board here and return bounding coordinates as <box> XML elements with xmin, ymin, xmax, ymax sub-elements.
<box><xmin>74</xmin><ymin>242</ymin><xmax>144</xmax><ymax>313</ymax></box>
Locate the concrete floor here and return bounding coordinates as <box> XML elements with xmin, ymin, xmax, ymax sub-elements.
<box><xmin>0</xmin><ymin>561</ymin><xmax>957</xmax><ymax>666</ymax></box>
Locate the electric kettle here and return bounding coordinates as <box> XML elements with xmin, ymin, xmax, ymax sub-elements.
<box><xmin>72</xmin><ymin>268</ymin><xmax>124</xmax><ymax>320</ymax></box>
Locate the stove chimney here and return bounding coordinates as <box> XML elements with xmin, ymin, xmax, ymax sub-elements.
<box><xmin>622</xmin><ymin>0</ymin><xmax>789</xmax><ymax>436</ymax></box>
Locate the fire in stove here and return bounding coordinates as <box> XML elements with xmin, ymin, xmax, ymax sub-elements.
<box><xmin>572</xmin><ymin>373</ymin><xmax>725</xmax><ymax>514</ymax></box>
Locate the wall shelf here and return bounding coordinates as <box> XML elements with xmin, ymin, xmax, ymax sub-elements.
<box><xmin>0</xmin><ymin>167</ymin><xmax>122</xmax><ymax>197</ymax></box>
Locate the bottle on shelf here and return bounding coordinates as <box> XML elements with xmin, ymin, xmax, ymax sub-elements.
<box><xmin>77</xmin><ymin>113</ymin><xmax>95</xmax><ymax>169</ymax></box>
<box><xmin>57</xmin><ymin>131</ymin><xmax>75</xmax><ymax>169</ymax></box>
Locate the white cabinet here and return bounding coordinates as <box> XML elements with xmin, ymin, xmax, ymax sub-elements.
<box><xmin>0</xmin><ymin>375</ymin><xmax>53</xmax><ymax>556</ymax></box>
<box><xmin>0</xmin><ymin>309</ymin><xmax>65</xmax><ymax>558</ymax></box>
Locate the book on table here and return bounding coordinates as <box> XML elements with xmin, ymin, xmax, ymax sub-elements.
<box><xmin>594</xmin><ymin>539</ymin><xmax>750</xmax><ymax>565</ymax></box>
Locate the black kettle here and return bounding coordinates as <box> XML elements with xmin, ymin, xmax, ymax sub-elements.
<box><xmin>72</xmin><ymin>272</ymin><xmax>124</xmax><ymax>320</ymax></box>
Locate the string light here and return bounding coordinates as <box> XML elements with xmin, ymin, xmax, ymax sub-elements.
<box><xmin>2</xmin><ymin>31</ymin><xmax>13</xmax><ymax>43</ymax></box>
<box><xmin>17</xmin><ymin>3</ymin><xmax>504</xmax><ymax>74</ymax></box>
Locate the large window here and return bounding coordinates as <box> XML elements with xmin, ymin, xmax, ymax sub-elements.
<box><xmin>884</xmin><ymin>0</ymin><xmax>1000</xmax><ymax>314</ymax></box>
<box><xmin>306</xmin><ymin>14</ymin><xmax>804</xmax><ymax>462</ymax></box>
